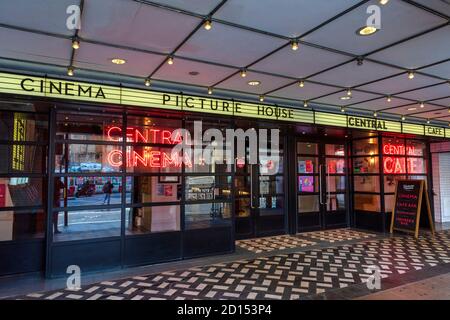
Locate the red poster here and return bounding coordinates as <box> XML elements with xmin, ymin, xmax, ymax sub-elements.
<box><xmin>0</xmin><ymin>184</ymin><xmax>5</xmax><ymax>207</ymax></box>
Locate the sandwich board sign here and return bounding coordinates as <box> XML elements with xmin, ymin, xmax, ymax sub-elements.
<box><xmin>390</xmin><ymin>180</ymin><xmax>435</xmax><ymax>238</ymax></box>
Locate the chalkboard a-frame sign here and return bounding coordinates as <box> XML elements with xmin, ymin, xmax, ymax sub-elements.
<box><xmin>390</xmin><ymin>180</ymin><xmax>435</xmax><ymax>239</ymax></box>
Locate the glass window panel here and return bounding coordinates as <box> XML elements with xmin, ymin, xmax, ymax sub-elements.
<box><xmin>354</xmin><ymin>194</ymin><xmax>381</xmax><ymax>212</ymax></box>
<box><xmin>53</xmin><ymin>208</ymin><xmax>121</xmax><ymax>241</ymax></box>
<box><xmin>407</xmin><ymin>157</ymin><xmax>426</xmax><ymax>174</ymax></box>
<box><xmin>0</xmin><ymin>177</ymin><xmax>44</xmax><ymax>207</ymax></box>
<box><xmin>327</xmin><ymin>176</ymin><xmax>346</xmax><ymax>193</ymax></box>
<box><xmin>125</xmin><ymin>146</ymin><xmax>182</xmax><ymax>173</ymax></box>
<box><xmin>55</xmin><ymin>144</ymin><xmax>122</xmax><ymax>173</ymax></box>
<box><xmin>298</xmin><ymin>195</ymin><xmax>319</xmax><ymax>213</ymax></box>
<box><xmin>353</xmin><ymin>156</ymin><xmax>379</xmax><ymax>173</ymax></box>
<box><xmin>298</xmin><ymin>176</ymin><xmax>318</xmax><ymax>193</ymax></box>
<box><xmin>385</xmin><ymin>195</ymin><xmax>395</xmax><ymax>213</ymax></box>
<box><xmin>259</xmin><ymin>195</ymin><xmax>284</xmax><ymax>211</ymax></box>
<box><xmin>185</xmin><ymin>202</ymin><xmax>232</xmax><ymax>229</ymax></box>
<box><xmin>327</xmin><ymin>194</ymin><xmax>346</xmax><ymax>211</ymax></box>
<box><xmin>406</xmin><ymin>140</ymin><xmax>426</xmax><ymax>156</ymax></box>
<box><xmin>125</xmin><ymin>205</ymin><xmax>180</xmax><ymax>235</ymax></box>
<box><xmin>297</xmin><ymin>142</ymin><xmax>318</xmax><ymax>155</ymax></box>
<box><xmin>0</xmin><ymin>145</ymin><xmax>47</xmax><ymax>174</ymax></box>
<box><xmin>235</xmin><ymin>198</ymin><xmax>250</xmax><ymax>218</ymax></box>
<box><xmin>185</xmin><ymin>147</ymin><xmax>232</xmax><ymax>173</ymax></box>
<box><xmin>352</xmin><ymin>138</ymin><xmax>378</xmax><ymax>156</ymax></box>
<box><xmin>326</xmin><ymin>158</ymin><xmax>346</xmax><ymax>174</ymax></box>
<box><xmin>354</xmin><ymin>176</ymin><xmax>380</xmax><ymax>192</ymax></box>
<box><xmin>325</xmin><ymin>144</ymin><xmax>345</xmax><ymax>156</ymax></box>
<box><xmin>57</xmin><ymin>112</ymin><xmax>122</xmax><ymax>142</ymax></box>
<box><xmin>128</xmin><ymin>176</ymin><xmax>181</xmax><ymax>204</ymax></box>
<box><xmin>0</xmin><ymin>112</ymin><xmax>48</xmax><ymax>142</ymax></box>
<box><xmin>260</xmin><ymin>155</ymin><xmax>283</xmax><ymax>175</ymax></box>
<box><xmin>408</xmin><ymin>175</ymin><xmax>427</xmax><ymax>181</ymax></box>
<box><xmin>384</xmin><ymin>175</ymin><xmax>406</xmax><ymax>193</ymax></box>
<box><xmin>234</xmin><ymin>175</ymin><xmax>250</xmax><ymax>197</ymax></box>
<box><xmin>54</xmin><ymin>177</ymin><xmax>122</xmax><ymax>207</ymax></box>
<box><xmin>298</xmin><ymin>156</ymin><xmax>317</xmax><ymax>173</ymax></box>
<box><xmin>185</xmin><ymin>176</ymin><xmax>232</xmax><ymax>201</ymax></box>
<box><xmin>0</xmin><ymin>209</ymin><xmax>46</xmax><ymax>241</ymax></box>
<box><xmin>259</xmin><ymin>175</ymin><xmax>283</xmax><ymax>195</ymax></box>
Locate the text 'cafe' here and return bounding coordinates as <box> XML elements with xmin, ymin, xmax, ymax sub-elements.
<box><xmin>0</xmin><ymin>72</ymin><xmax>447</xmax><ymax>277</ymax></box>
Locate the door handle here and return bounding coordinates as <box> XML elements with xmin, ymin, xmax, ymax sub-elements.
<box><xmin>319</xmin><ymin>164</ymin><xmax>324</xmax><ymax>205</ymax></box>
<box><xmin>250</xmin><ymin>165</ymin><xmax>258</xmax><ymax>209</ymax></box>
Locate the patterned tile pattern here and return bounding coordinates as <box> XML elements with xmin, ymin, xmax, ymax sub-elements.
<box><xmin>236</xmin><ymin>235</ymin><xmax>317</xmax><ymax>253</ymax></box>
<box><xmin>297</xmin><ymin>228</ymin><xmax>377</xmax><ymax>243</ymax></box>
<box><xmin>16</xmin><ymin>230</ymin><xmax>450</xmax><ymax>300</ymax></box>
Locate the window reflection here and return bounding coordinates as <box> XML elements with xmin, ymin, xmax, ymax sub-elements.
<box><xmin>53</xmin><ymin>209</ymin><xmax>120</xmax><ymax>241</ymax></box>
<box><xmin>185</xmin><ymin>176</ymin><xmax>232</xmax><ymax>201</ymax></box>
<box><xmin>129</xmin><ymin>176</ymin><xmax>181</xmax><ymax>204</ymax></box>
<box><xmin>54</xmin><ymin>177</ymin><xmax>122</xmax><ymax>207</ymax></box>
<box><xmin>0</xmin><ymin>209</ymin><xmax>45</xmax><ymax>241</ymax></box>
<box><xmin>126</xmin><ymin>205</ymin><xmax>180</xmax><ymax>234</ymax></box>
<box><xmin>0</xmin><ymin>177</ymin><xmax>44</xmax><ymax>207</ymax></box>
<box><xmin>185</xmin><ymin>202</ymin><xmax>232</xmax><ymax>229</ymax></box>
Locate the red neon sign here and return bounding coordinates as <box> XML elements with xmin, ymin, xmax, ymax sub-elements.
<box><xmin>383</xmin><ymin>143</ymin><xmax>416</xmax><ymax>156</ymax></box>
<box><xmin>382</xmin><ymin>143</ymin><xmax>423</xmax><ymax>174</ymax></box>
<box><xmin>105</xmin><ymin>126</ymin><xmax>190</xmax><ymax>169</ymax></box>
<box><xmin>106</xmin><ymin>126</ymin><xmax>183</xmax><ymax>144</ymax></box>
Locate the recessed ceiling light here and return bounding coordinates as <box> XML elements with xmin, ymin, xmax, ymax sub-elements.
<box><xmin>247</xmin><ymin>80</ymin><xmax>261</xmax><ymax>86</ymax></box>
<box><xmin>340</xmin><ymin>96</ymin><xmax>351</xmax><ymax>100</ymax></box>
<box><xmin>379</xmin><ymin>0</ymin><xmax>389</xmax><ymax>5</ymax></box>
<box><xmin>407</xmin><ymin>107</ymin><xmax>417</xmax><ymax>111</ymax></box>
<box><xmin>356</xmin><ymin>26</ymin><xmax>378</xmax><ymax>36</ymax></box>
<box><xmin>111</xmin><ymin>58</ymin><xmax>126</xmax><ymax>65</ymax></box>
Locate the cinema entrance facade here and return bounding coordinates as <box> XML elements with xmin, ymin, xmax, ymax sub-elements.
<box><xmin>0</xmin><ymin>72</ymin><xmax>445</xmax><ymax>278</ymax></box>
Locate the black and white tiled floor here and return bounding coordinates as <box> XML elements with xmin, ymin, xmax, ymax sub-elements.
<box><xmin>15</xmin><ymin>229</ymin><xmax>450</xmax><ymax>300</ymax></box>
<box><xmin>297</xmin><ymin>228</ymin><xmax>377</xmax><ymax>243</ymax></box>
<box><xmin>236</xmin><ymin>235</ymin><xmax>317</xmax><ymax>253</ymax></box>
<box><xmin>236</xmin><ymin>228</ymin><xmax>377</xmax><ymax>253</ymax></box>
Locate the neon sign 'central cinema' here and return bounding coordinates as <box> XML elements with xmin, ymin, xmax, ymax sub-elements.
<box><xmin>105</xmin><ymin>126</ymin><xmax>191</xmax><ymax>168</ymax></box>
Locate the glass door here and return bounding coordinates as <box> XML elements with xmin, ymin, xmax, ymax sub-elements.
<box><xmin>297</xmin><ymin>141</ymin><xmax>348</xmax><ymax>231</ymax></box>
<box><xmin>235</xmin><ymin>142</ymin><xmax>286</xmax><ymax>239</ymax></box>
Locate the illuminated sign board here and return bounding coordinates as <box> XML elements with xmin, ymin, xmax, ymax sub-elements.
<box><xmin>0</xmin><ymin>72</ymin><xmax>447</xmax><ymax>139</ymax></box>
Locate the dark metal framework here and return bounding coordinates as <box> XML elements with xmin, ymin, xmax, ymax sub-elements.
<box><xmin>0</xmin><ymin>0</ymin><xmax>448</xmax><ymax>122</ymax></box>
